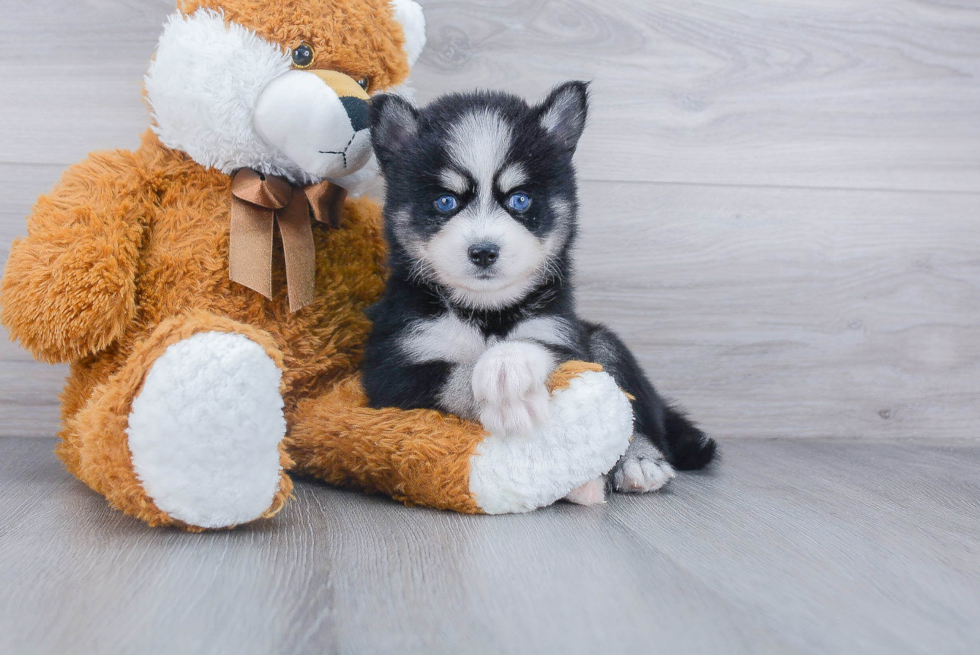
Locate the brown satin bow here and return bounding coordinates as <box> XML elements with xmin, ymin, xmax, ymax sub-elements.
<box><xmin>229</xmin><ymin>169</ymin><xmax>347</xmax><ymax>312</ymax></box>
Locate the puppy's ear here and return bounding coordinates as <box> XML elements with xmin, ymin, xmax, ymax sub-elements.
<box><xmin>370</xmin><ymin>94</ymin><xmax>420</xmax><ymax>169</ymax></box>
<box><xmin>537</xmin><ymin>81</ymin><xmax>590</xmax><ymax>153</ymax></box>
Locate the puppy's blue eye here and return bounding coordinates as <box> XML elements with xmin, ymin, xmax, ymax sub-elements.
<box><xmin>434</xmin><ymin>194</ymin><xmax>459</xmax><ymax>213</ymax></box>
<box><xmin>508</xmin><ymin>192</ymin><xmax>532</xmax><ymax>212</ymax></box>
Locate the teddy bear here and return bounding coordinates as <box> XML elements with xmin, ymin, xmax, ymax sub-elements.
<box><xmin>0</xmin><ymin>0</ymin><xmax>634</xmax><ymax>530</ymax></box>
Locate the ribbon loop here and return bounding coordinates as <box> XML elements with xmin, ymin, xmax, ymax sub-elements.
<box><xmin>231</xmin><ymin>168</ymin><xmax>294</xmax><ymax>209</ymax></box>
<box><xmin>228</xmin><ymin>169</ymin><xmax>347</xmax><ymax>312</ymax></box>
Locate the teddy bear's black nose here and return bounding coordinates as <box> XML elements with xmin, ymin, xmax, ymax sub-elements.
<box><xmin>340</xmin><ymin>96</ymin><xmax>371</xmax><ymax>132</ymax></box>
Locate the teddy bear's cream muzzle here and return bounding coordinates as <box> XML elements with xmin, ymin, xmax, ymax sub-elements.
<box><xmin>253</xmin><ymin>69</ymin><xmax>374</xmax><ymax>183</ymax></box>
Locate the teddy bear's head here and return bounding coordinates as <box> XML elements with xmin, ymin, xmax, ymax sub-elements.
<box><xmin>144</xmin><ymin>0</ymin><xmax>425</xmax><ymax>187</ymax></box>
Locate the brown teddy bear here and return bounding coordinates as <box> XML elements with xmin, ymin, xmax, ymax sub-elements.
<box><xmin>0</xmin><ymin>0</ymin><xmax>634</xmax><ymax>530</ymax></box>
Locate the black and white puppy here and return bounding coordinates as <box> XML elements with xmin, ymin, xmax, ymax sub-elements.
<box><xmin>363</xmin><ymin>82</ymin><xmax>716</xmax><ymax>495</ymax></box>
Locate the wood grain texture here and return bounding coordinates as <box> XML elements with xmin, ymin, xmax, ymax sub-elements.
<box><xmin>412</xmin><ymin>0</ymin><xmax>980</xmax><ymax>192</ymax></box>
<box><xmin>0</xmin><ymin>0</ymin><xmax>978</xmax><ymax>441</ymax></box>
<box><xmin>1</xmin><ymin>437</ymin><xmax>978</xmax><ymax>655</ymax></box>
<box><xmin>6</xmin><ymin>1</ymin><xmax>980</xmax><ymax>191</ymax></box>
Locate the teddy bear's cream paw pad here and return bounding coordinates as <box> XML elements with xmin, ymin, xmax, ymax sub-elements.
<box><xmin>468</xmin><ymin>370</ymin><xmax>633</xmax><ymax>514</ymax></box>
<box><xmin>127</xmin><ymin>331</ymin><xmax>286</xmax><ymax>529</ymax></box>
<box><xmin>611</xmin><ymin>438</ymin><xmax>676</xmax><ymax>493</ymax></box>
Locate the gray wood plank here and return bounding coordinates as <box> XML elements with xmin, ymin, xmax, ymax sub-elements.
<box><xmin>607</xmin><ymin>439</ymin><xmax>980</xmax><ymax>655</ymax></box>
<box><xmin>413</xmin><ymin>0</ymin><xmax>980</xmax><ymax>192</ymax></box>
<box><xmin>1</xmin><ymin>437</ymin><xmax>978</xmax><ymax>655</ymax></box>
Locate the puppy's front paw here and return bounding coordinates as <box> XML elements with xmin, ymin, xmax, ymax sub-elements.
<box><xmin>611</xmin><ymin>437</ymin><xmax>676</xmax><ymax>493</ymax></box>
<box><xmin>472</xmin><ymin>342</ymin><xmax>554</xmax><ymax>437</ymax></box>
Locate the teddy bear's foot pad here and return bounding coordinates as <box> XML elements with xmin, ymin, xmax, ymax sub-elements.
<box><xmin>468</xmin><ymin>369</ymin><xmax>633</xmax><ymax>514</ymax></box>
<box><xmin>127</xmin><ymin>331</ymin><xmax>287</xmax><ymax>528</ymax></box>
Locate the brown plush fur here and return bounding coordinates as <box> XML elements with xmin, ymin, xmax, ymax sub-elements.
<box><xmin>287</xmin><ymin>360</ymin><xmax>607</xmax><ymax>514</ymax></box>
<box><xmin>288</xmin><ymin>375</ymin><xmax>484</xmax><ymax>513</ymax></box>
<box><xmin>2</xmin><ymin>129</ymin><xmax>408</xmax><ymax>524</ymax></box>
<box><xmin>178</xmin><ymin>0</ymin><xmax>410</xmax><ymax>92</ymax></box>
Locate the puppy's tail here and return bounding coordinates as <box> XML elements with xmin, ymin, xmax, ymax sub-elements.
<box><xmin>663</xmin><ymin>406</ymin><xmax>717</xmax><ymax>470</ymax></box>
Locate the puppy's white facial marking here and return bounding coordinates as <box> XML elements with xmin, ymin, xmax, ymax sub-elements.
<box><xmin>425</xmin><ymin>208</ymin><xmax>544</xmax><ymax>309</ymax></box>
<box><xmin>391</xmin><ymin>208</ymin><xmax>431</xmax><ymax>271</ymax></box>
<box><xmin>611</xmin><ymin>438</ymin><xmax>675</xmax><ymax>493</ymax></box>
<box><xmin>407</xmin><ymin>109</ymin><xmax>568</xmax><ymax>311</ymax></box>
<box><xmin>418</xmin><ymin>111</ymin><xmax>549</xmax><ymax>310</ymax></box>
<box><xmin>550</xmin><ymin>197</ymin><xmax>573</xmax><ymax>220</ymax></box>
<box><xmin>539</xmin><ymin>197</ymin><xmax>575</xmax><ymax>263</ymax></box>
<box><xmin>472</xmin><ymin>341</ymin><xmax>555</xmax><ymax>437</ymax></box>
<box><xmin>497</xmin><ymin>162</ymin><xmax>528</xmax><ymax>192</ymax></box>
<box><xmin>508</xmin><ymin>316</ymin><xmax>575</xmax><ymax>349</ymax></box>
<box><xmin>439</xmin><ymin>168</ymin><xmax>469</xmax><ymax>195</ymax></box>
<box><xmin>399</xmin><ymin>313</ymin><xmax>486</xmax><ymax>365</ymax></box>
<box><xmin>448</xmin><ymin>110</ymin><xmax>513</xmax><ymax>193</ymax></box>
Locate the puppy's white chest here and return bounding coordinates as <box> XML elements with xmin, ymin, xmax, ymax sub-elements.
<box><xmin>400</xmin><ymin>313</ymin><xmax>574</xmax><ymax>366</ymax></box>
<box><xmin>400</xmin><ymin>313</ymin><xmax>491</xmax><ymax>365</ymax></box>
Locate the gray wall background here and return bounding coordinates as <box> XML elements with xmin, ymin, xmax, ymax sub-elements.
<box><xmin>1</xmin><ymin>0</ymin><xmax>978</xmax><ymax>439</ymax></box>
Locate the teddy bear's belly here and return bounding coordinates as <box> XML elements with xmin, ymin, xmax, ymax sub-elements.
<box><xmin>128</xmin><ymin>203</ymin><xmax>386</xmax><ymax>401</ymax></box>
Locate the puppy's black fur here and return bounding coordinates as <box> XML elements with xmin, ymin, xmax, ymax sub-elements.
<box><xmin>363</xmin><ymin>83</ymin><xmax>715</xmax><ymax>472</ymax></box>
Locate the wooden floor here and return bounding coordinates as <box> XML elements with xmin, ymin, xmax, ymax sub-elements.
<box><xmin>1</xmin><ymin>437</ymin><xmax>979</xmax><ymax>655</ymax></box>
<box><xmin>1</xmin><ymin>1</ymin><xmax>979</xmax><ymax>653</ymax></box>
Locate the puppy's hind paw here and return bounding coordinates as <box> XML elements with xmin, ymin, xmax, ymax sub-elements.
<box><xmin>611</xmin><ymin>437</ymin><xmax>676</xmax><ymax>493</ymax></box>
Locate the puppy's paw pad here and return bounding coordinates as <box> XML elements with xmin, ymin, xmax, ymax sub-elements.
<box><xmin>612</xmin><ymin>454</ymin><xmax>675</xmax><ymax>493</ymax></box>
<box><xmin>565</xmin><ymin>477</ymin><xmax>607</xmax><ymax>506</ymax></box>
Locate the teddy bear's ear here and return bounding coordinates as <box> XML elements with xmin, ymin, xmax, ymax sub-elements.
<box><xmin>537</xmin><ymin>81</ymin><xmax>591</xmax><ymax>154</ymax></box>
<box><xmin>370</xmin><ymin>93</ymin><xmax>420</xmax><ymax>169</ymax></box>
<box><xmin>390</xmin><ymin>0</ymin><xmax>427</xmax><ymax>68</ymax></box>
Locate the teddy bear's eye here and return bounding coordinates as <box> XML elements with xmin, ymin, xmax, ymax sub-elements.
<box><xmin>292</xmin><ymin>43</ymin><xmax>315</xmax><ymax>69</ymax></box>
<box><xmin>356</xmin><ymin>77</ymin><xmax>370</xmax><ymax>91</ymax></box>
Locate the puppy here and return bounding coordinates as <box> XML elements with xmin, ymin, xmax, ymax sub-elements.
<box><xmin>362</xmin><ymin>82</ymin><xmax>716</xmax><ymax>500</ymax></box>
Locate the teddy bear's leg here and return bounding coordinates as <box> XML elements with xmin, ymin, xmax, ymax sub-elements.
<box><xmin>286</xmin><ymin>362</ymin><xmax>633</xmax><ymax>515</ymax></box>
<box><xmin>66</xmin><ymin>311</ymin><xmax>293</xmax><ymax>529</ymax></box>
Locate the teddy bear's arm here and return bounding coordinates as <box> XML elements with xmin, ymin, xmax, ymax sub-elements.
<box><xmin>0</xmin><ymin>150</ymin><xmax>150</xmax><ymax>363</ymax></box>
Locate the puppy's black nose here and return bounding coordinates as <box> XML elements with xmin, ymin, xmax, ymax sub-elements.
<box><xmin>468</xmin><ymin>243</ymin><xmax>500</xmax><ymax>268</ymax></box>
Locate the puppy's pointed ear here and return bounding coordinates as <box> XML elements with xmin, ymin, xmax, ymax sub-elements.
<box><xmin>370</xmin><ymin>94</ymin><xmax>420</xmax><ymax>169</ymax></box>
<box><xmin>537</xmin><ymin>81</ymin><xmax>590</xmax><ymax>153</ymax></box>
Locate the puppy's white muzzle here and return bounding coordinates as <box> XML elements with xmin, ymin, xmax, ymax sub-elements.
<box><xmin>253</xmin><ymin>69</ymin><xmax>373</xmax><ymax>181</ymax></box>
